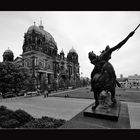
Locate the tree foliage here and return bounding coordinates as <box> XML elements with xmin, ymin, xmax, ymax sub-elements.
<box><xmin>0</xmin><ymin>62</ymin><xmax>32</xmax><ymax>94</ymax></box>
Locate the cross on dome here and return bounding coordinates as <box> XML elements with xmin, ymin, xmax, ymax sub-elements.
<box><xmin>33</xmin><ymin>21</ymin><xmax>36</xmax><ymax>26</ymax></box>
<box><xmin>40</xmin><ymin>17</ymin><xmax>43</xmax><ymax>26</ymax></box>
<box><xmin>60</xmin><ymin>48</ymin><xmax>64</xmax><ymax>54</ymax></box>
<box><xmin>39</xmin><ymin>19</ymin><xmax>44</xmax><ymax>30</ymax></box>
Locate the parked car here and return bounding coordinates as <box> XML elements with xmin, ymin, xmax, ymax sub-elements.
<box><xmin>2</xmin><ymin>92</ymin><xmax>17</xmax><ymax>99</ymax></box>
<box><xmin>17</xmin><ymin>89</ymin><xmax>27</xmax><ymax>96</ymax></box>
<box><xmin>0</xmin><ymin>92</ymin><xmax>2</xmax><ymax>98</ymax></box>
<box><xmin>26</xmin><ymin>91</ymin><xmax>39</xmax><ymax>96</ymax></box>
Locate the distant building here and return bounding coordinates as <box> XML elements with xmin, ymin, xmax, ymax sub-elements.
<box><xmin>80</xmin><ymin>77</ymin><xmax>90</xmax><ymax>87</ymax></box>
<box><xmin>2</xmin><ymin>21</ymin><xmax>80</xmax><ymax>89</ymax></box>
<box><xmin>117</xmin><ymin>74</ymin><xmax>140</xmax><ymax>88</ymax></box>
<box><xmin>128</xmin><ymin>74</ymin><xmax>140</xmax><ymax>86</ymax></box>
<box><xmin>117</xmin><ymin>76</ymin><xmax>128</xmax><ymax>88</ymax></box>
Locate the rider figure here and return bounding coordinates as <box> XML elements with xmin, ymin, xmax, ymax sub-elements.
<box><xmin>90</xmin><ymin>30</ymin><xmax>135</xmax><ymax>82</ymax></box>
<box><xmin>89</xmin><ymin>31</ymin><xmax>135</xmax><ymax>105</ymax></box>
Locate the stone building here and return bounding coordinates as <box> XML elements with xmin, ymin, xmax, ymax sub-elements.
<box><xmin>117</xmin><ymin>74</ymin><xmax>140</xmax><ymax>88</ymax></box>
<box><xmin>128</xmin><ymin>74</ymin><xmax>140</xmax><ymax>86</ymax></box>
<box><xmin>3</xmin><ymin>21</ymin><xmax>80</xmax><ymax>89</ymax></box>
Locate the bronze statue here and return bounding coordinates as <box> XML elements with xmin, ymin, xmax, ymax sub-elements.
<box><xmin>89</xmin><ymin>24</ymin><xmax>140</xmax><ymax>109</ymax></box>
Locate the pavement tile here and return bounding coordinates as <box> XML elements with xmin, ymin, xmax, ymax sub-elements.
<box><xmin>60</xmin><ymin>102</ymin><xmax>130</xmax><ymax>129</ymax></box>
<box><xmin>0</xmin><ymin>96</ymin><xmax>93</xmax><ymax>121</ymax></box>
<box><xmin>127</xmin><ymin>102</ymin><xmax>140</xmax><ymax>129</ymax></box>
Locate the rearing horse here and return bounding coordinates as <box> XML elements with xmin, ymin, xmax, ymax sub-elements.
<box><xmin>89</xmin><ymin>30</ymin><xmax>135</xmax><ymax>109</ymax></box>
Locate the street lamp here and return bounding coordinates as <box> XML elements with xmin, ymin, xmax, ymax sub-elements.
<box><xmin>31</xmin><ymin>55</ymin><xmax>36</xmax><ymax>91</ymax></box>
<box><xmin>31</xmin><ymin>56</ymin><xmax>35</xmax><ymax>78</ymax></box>
<box><xmin>81</xmin><ymin>72</ymin><xmax>83</xmax><ymax>78</ymax></box>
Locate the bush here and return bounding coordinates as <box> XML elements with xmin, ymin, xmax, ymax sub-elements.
<box><xmin>0</xmin><ymin>106</ymin><xmax>19</xmax><ymax>127</ymax></box>
<box><xmin>1</xmin><ymin>119</ymin><xmax>20</xmax><ymax>128</ymax></box>
<box><xmin>0</xmin><ymin>106</ymin><xmax>34</xmax><ymax>128</ymax></box>
<box><xmin>0</xmin><ymin>106</ymin><xmax>66</xmax><ymax>128</ymax></box>
<box><xmin>0</xmin><ymin>112</ymin><xmax>15</xmax><ymax>123</ymax></box>
<box><xmin>0</xmin><ymin>106</ymin><xmax>15</xmax><ymax>122</ymax></box>
<box><xmin>20</xmin><ymin>116</ymin><xmax>66</xmax><ymax>128</ymax></box>
<box><xmin>14</xmin><ymin>109</ymin><xmax>35</xmax><ymax>125</ymax></box>
<box><xmin>39</xmin><ymin>116</ymin><xmax>66</xmax><ymax>128</ymax></box>
<box><xmin>20</xmin><ymin>119</ymin><xmax>53</xmax><ymax>128</ymax></box>
<box><xmin>0</xmin><ymin>105</ymin><xmax>7</xmax><ymax>112</ymax></box>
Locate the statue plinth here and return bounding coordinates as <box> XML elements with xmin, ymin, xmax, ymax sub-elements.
<box><xmin>84</xmin><ymin>100</ymin><xmax>121</xmax><ymax>121</ymax></box>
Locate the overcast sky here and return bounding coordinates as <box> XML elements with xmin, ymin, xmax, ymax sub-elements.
<box><xmin>0</xmin><ymin>11</ymin><xmax>140</xmax><ymax>78</ymax></box>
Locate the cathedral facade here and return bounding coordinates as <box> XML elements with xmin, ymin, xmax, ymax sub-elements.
<box><xmin>6</xmin><ymin>21</ymin><xmax>80</xmax><ymax>89</ymax></box>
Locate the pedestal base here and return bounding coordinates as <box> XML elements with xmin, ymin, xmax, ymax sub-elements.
<box><xmin>84</xmin><ymin>101</ymin><xmax>121</xmax><ymax>121</ymax></box>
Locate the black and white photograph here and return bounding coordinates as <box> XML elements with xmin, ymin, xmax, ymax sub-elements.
<box><xmin>0</xmin><ymin>11</ymin><xmax>140</xmax><ymax>130</ymax></box>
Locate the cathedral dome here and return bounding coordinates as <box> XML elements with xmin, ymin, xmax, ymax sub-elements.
<box><xmin>3</xmin><ymin>48</ymin><xmax>14</xmax><ymax>62</ymax></box>
<box><xmin>68</xmin><ymin>47</ymin><xmax>78</xmax><ymax>56</ymax></box>
<box><xmin>3</xmin><ymin>48</ymin><xmax>14</xmax><ymax>56</ymax></box>
<box><xmin>39</xmin><ymin>29</ymin><xmax>57</xmax><ymax>47</ymax></box>
<box><xmin>26</xmin><ymin>22</ymin><xmax>57</xmax><ymax>50</ymax></box>
<box><xmin>67</xmin><ymin>47</ymin><xmax>78</xmax><ymax>63</ymax></box>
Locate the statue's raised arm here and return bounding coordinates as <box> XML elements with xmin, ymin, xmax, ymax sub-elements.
<box><xmin>110</xmin><ymin>31</ymin><xmax>135</xmax><ymax>53</ymax></box>
<box><xmin>99</xmin><ymin>24</ymin><xmax>140</xmax><ymax>62</ymax></box>
<box><xmin>110</xmin><ymin>24</ymin><xmax>140</xmax><ymax>53</ymax></box>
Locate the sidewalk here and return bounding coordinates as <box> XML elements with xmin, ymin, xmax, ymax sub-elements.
<box><xmin>60</xmin><ymin>102</ymin><xmax>130</xmax><ymax>129</ymax></box>
<box><xmin>59</xmin><ymin>100</ymin><xmax>140</xmax><ymax>129</ymax></box>
<box><xmin>126</xmin><ymin>102</ymin><xmax>140</xmax><ymax>129</ymax></box>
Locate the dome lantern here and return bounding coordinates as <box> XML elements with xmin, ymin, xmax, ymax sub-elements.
<box><xmin>27</xmin><ymin>23</ymin><xmax>40</xmax><ymax>33</ymax></box>
<box><xmin>60</xmin><ymin>49</ymin><xmax>65</xmax><ymax>60</ymax></box>
<box><xmin>69</xmin><ymin>47</ymin><xmax>77</xmax><ymax>53</ymax></box>
<box><xmin>39</xmin><ymin>19</ymin><xmax>44</xmax><ymax>30</ymax></box>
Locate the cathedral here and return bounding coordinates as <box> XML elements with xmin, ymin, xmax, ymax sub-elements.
<box><xmin>2</xmin><ymin>21</ymin><xmax>80</xmax><ymax>89</ymax></box>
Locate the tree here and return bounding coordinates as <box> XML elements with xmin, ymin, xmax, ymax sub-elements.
<box><xmin>0</xmin><ymin>62</ymin><xmax>32</xmax><ymax>95</ymax></box>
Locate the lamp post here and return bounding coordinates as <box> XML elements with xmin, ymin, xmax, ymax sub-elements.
<box><xmin>31</xmin><ymin>55</ymin><xmax>36</xmax><ymax>91</ymax></box>
<box><xmin>81</xmin><ymin>72</ymin><xmax>83</xmax><ymax>78</ymax></box>
<box><xmin>81</xmin><ymin>72</ymin><xmax>83</xmax><ymax>87</ymax></box>
<box><xmin>32</xmin><ymin>56</ymin><xmax>35</xmax><ymax>78</ymax></box>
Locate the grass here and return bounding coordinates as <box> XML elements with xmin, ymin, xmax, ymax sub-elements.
<box><xmin>51</xmin><ymin>86</ymin><xmax>140</xmax><ymax>103</ymax></box>
<box><xmin>51</xmin><ymin>87</ymin><xmax>94</xmax><ymax>99</ymax></box>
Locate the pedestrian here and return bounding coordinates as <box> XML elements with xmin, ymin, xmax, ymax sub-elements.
<box><xmin>0</xmin><ymin>92</ymin><xmax>2</xmax><ymax>98</ymax></box>
<box><xmin>47</xmin><ymin>84</ymin><xmax>51</xmax><ymax>95</ymax></box>
<box><xmin>46</xmin><ymin>91</ymin><xmax>49</xmax><ymax>97</ymax></box>
<box><xmin>44</xmin><ymin>90</ymin><xmax>47</xmax><ymax>98</ymax></box>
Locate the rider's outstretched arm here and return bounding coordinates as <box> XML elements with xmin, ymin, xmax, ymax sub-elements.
<box><xmin>110</xmin><ymin>31</ymin><xmax>135</xmax><ymax>53</ymax></box>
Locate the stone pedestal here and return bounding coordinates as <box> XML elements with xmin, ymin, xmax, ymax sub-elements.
<box><xmin>84</xmin><ymin>101</ymin><xmax>121</xmax><ymax>121</ymax></box>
